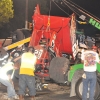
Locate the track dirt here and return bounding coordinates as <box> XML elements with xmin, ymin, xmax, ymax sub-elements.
<box><xmin>0</xmin><ymin>83</ymin><xmax>78</xmax><ymax>100</ymax></box>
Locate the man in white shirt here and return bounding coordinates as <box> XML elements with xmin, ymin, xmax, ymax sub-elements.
<box><xmin>81</xmin><ymin>46</ymin><xmax>100</xmax><ymax>100</ymax></box>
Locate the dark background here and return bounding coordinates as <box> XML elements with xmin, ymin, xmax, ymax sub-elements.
<box><xmin>0</xmin><ymin>0</ymin><xmax>100</xmax><ymax>38</ymax></box>
<box><xmin>50</xmin><ymin>0</ymin><xmax>100</xmax><ymax>37</ymax></box>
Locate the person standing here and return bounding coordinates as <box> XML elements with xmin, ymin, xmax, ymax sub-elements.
<box><xmin>0</xmin><ymin>61</ymin><xmax>19</xmax><ymax>100</ymax></box>
<box><xmin>18</xmin><ymin>47</ymin><xmax>37</xmax><ymax>100</ymax></box>
<box><xmin>81</xmin><ymin>46</ymin><xmax>100</xmax><ymax>100</ymax></box>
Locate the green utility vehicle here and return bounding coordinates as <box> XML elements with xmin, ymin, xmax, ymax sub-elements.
<box><xmin>69</xmin><ymin>63</ymin><xmax>100</xmax><ymax>100</ymax></box>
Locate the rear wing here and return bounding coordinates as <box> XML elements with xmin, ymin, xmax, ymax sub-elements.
<box><xmin>29</xmin><ymin>5</ymin><xmax>78</xmax><ymax>59</ymax></box>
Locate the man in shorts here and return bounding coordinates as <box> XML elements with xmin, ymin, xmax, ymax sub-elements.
<box><xmin>19</xmin><ymin>47</ymin><xmax>37</xmax><ymax>100</ymax></box>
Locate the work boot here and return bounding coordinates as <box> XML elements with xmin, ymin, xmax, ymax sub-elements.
<box><xmin>13</xmin><ymin>95</ymin><xmax>19</xmax><ymax>99</ymax></box>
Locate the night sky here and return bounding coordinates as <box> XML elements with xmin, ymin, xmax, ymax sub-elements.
<box><xmin>50</xmin><ymin>0</ymin><xmax>100</xmax><ymax>18</ymax></box>
<box><xmin>71</xmin><ymin>0</ymin><xmax>100</xmax><ymax>18</ymax></box>
<box><xmin>1</xmin><ymin>0</ymin><xmax>100</xmax><ymax>39</ymax></box>
<box><xmin>49</xmin><ymin>0</ymin><xmax>100</xmax><ymax>36</ymax></box>
<box><xmin>9</xmin><ymin>0</ymin><xmax>100</xmax><ymax>37</ymax></box>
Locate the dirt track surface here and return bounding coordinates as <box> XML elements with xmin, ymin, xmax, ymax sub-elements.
<box><xmin>0</xmin><ymin>83</ymin><xmax>78</xmax><ymax>100</ymax></box>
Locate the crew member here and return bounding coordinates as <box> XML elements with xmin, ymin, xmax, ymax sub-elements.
<box><xmin>81</xmin><ymin>46</ymin><xmax>100</xmax><ymax>100</ymax></box>
<box><xmin>0</xmin><ymin>61</ymin><xmax>19</xmax><ymax>100</ymax></box>
<box><xmin>18</xmin><ymin>47</ymin><xmax>37</xmax><ymax>100</ymax></box>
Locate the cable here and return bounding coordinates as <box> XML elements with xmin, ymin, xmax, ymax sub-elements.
<box><xmin>53</xmin><ymin>0</ymin><xmax>87</xmax><ymax>25</ymax></box>
<box><xmin>62</xmin><ymin>0</ymin><xmax>91</xmax><ymax>22</ymax></box>
<box><xmin>62</xmin><ymin>1</ymin><xmax>80</xmax><ymax>16</ymax></box>
<box><xmin>62</xmin><ymin>0</ymin><xmax>85</xmax><ymax>16</ymax></box>
<box><xmin>65</xmin><ymin>0</ymin><xmax>100</xmax><ymax>21</ymax></box>
<box><xmin>63</xmin><ymin>0</ymin><xmax>100</xmax><ymax>23</ymax></box>
<box><xmin>49</xmin><ymin>0</ymin><xmax>51</xmax><ymax>16</ymax></box>
<box><xmin>62</xmin><ymin>0</ymin><xmax>89</xmax><ymax>24</ymax></box>
<box><xmin>52</xmin><ymin>0</ymin><xmax>70</xmax><ymax>16</ymax></box>
<box><xmin>52</xmin><ymin>0</ymin><xmax>86</xmax><ymax>24</ymax></box>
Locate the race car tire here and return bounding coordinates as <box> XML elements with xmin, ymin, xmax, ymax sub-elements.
<box><xmin>75</xmin><ymin>77</ymin><xmax>100</xmax><ymax>100</ymax></box>
<box><xmin>49</xmin><ymin>57</ymin><xmax>70</xmax><ymax>84</ymax></box>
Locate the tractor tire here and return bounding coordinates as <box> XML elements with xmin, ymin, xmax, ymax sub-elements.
<box><xmin>49</xmin><ymin>57</ymin><xmax>70</xmax><ymax>84</ymax></box>
<box><xmin>75</xmin><ymin>77</ymin><xmax>100</xmax><ymax>100</ymax></box>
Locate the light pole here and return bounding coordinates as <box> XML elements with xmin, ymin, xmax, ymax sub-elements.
<box><xmin>25</xmin><ymin>0</ymin><xmax>28</xmax><ymax>29</ymax></box>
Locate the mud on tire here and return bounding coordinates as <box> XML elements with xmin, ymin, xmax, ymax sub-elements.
<box><xmin>49</xmin><ymin>57</ymin><xmax>70</xmax><ymax>84</ymax></box>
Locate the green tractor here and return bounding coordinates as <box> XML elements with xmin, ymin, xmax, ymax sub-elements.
<box><xmin>69</xmin><ymin>63</ymin><xmax>100</xmax><ymax>100</ymax></box>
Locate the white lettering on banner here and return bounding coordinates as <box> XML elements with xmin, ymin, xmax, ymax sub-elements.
<box><xmin>34</xmin><ymin>49</ymin><xmax>43</xmax><ymax>59</ymax></box>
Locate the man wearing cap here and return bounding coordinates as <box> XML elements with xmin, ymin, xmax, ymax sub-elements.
<box><xmin>81</xmin><ymin>46</ymin><xmax>100</xmax><ymax>100</ymax></box>
<box><xmin>18</xmin><ymin>47</ymin><xmax>37</xmax><ymax>100</ymax></box>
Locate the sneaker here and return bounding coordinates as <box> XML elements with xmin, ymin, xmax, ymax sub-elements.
<box><xmin>13</xmin><ymin>95</ymin><xmax>19</xmax><ymax>99</ymax></box>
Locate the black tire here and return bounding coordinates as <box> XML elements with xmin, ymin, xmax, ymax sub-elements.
<box><xmin>75</xmin><ymin>77</ymin><xmax>100</xmax><ymax>100</ymax></box>
<box><xmin>49</xmin><ymin>57</ymin><xmax>70</xmax><ymax>83</ymax></box>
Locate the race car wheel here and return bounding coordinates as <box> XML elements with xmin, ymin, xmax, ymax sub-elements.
<box><xmin>49</xmin><ymin>57</ymin><xmax>70</xmax><ymax>83</ymax></box>
<box><xmin>75</xmin><ymin>77</ymin><xmax>100</xmax><ymax>100</ymax></box>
